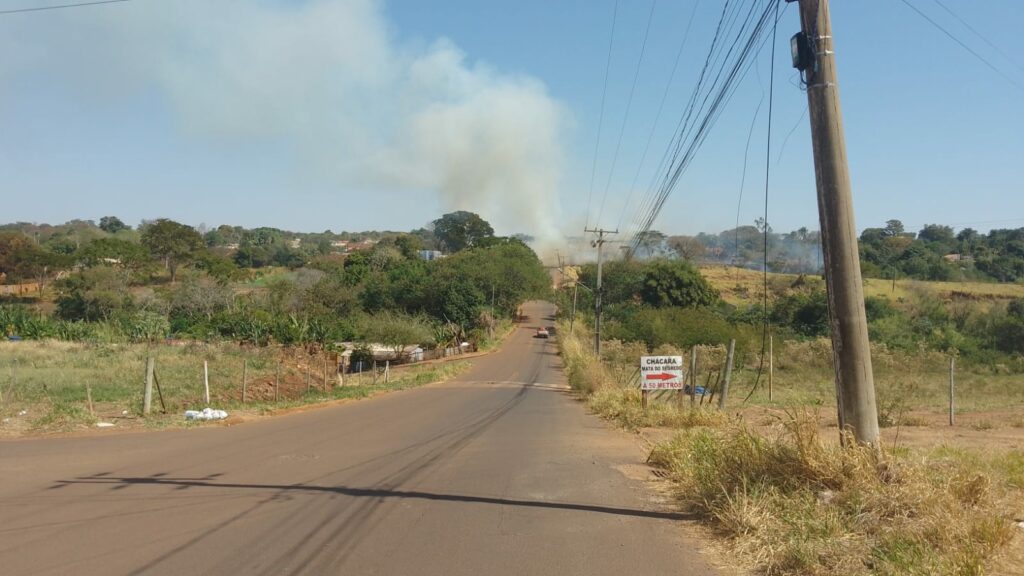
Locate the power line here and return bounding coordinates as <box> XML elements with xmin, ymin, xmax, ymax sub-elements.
<box><xmin>616</xmin><ymin>0</ymin><xmax>702</xmax><ymax>233</ymax></box>
<box><xmin>0</xmin><ymin>0</ymin><xmax>131</xmax><ymax>15</ymax></box>
<box><xmin>930</xmin><ymin>0</ymin><xmax>1024</xmax><ymax>74</ymax></box>
<box><xmin>898</xmin><ymin>0</ymin><xmax>1024</xmax><ymax>94</ymax></box>
<box><xmin>596</xmin><ymin>0</ymin><xmax>657</xmax><ymax>227</ymax></box>
<box><xmin>586</xmin><ymin>0</ymin><xmax>620</xmax><ymax>229</ymax></box>
<box><xmin>627</xmin><ymin>0</ymin><xmax>784</xmax><ymax>255</ymax></box>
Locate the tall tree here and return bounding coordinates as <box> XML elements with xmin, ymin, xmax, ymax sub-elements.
<box><xmin>140</xmin><ymin>219</ymin><xmax>204</xmax><ymax>282</ymax></box>
<box><xmin>99</xmin><ymin>216</ymin><xmax>130</xmax><ymax>234</ymax></box>
<box><xmin>432</xmin><ymin>211</ymin><xmax>494</xmax><ymax>253</ymax></box>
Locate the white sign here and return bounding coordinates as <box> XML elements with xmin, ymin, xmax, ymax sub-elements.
<box><xmin>640</xmin><ymin>356</ymin><xmax>685</xmax><ymax>390</ymax></box>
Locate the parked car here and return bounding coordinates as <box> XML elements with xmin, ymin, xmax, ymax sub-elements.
<box><xmin>535</xmin><ymin>327</ymin><xmax>550</xmax><ymax>338</ymax></box>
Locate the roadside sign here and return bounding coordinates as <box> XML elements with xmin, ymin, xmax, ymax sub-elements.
<box><xmin>640</xmin><ymin>356</ymin><xmax>684</xmax><ymax>390</ymax></box>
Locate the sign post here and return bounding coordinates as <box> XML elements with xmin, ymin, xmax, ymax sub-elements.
<box><xmin>640</xmin><ymin>356</ymin><xmax>685</xmax><ymax>413</ymax></box>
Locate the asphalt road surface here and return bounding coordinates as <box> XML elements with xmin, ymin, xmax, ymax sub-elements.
<box><xmin>0</xmin><ymin>302</ymin><xmax>716</xmax><ymax>575</ymax></box>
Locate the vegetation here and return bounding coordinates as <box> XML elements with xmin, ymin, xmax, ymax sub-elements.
<box><xmin>558</xmin><ymin>321</ymin><xmax>1023</xmax><ymax>575</ymax></box>
<box><xmin>652</xmin><ymin>218</ymin><xmax>1024</xmax><ymax>284</ymax></box>
<box><xmin>0</xmin><ymin>340</ymin><xmax>471</xmax><ymax>433</ymax></box>
<box><xmin>0</xmin><ymin>212</ymin><xmax>549</xmax><ymax>350</ymax></box>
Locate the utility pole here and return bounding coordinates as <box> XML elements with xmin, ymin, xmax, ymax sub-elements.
<box><xmin>792</xmin><ymin>0</ymin><xmax>879</xmax><ymax>445</ymax></box>
<box><xmin>584</xmin><ymin>227</ymin><xmax>616</xmax><ymax>357</ymax></box>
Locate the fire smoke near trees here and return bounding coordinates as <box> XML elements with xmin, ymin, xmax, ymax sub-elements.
<box><xmin>0</xmin><ymin>0</ymin><xmax>566</xmax><ymax>246</ymax></box>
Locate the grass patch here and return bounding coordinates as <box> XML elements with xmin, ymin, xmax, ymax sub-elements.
<box><xmin>648</xmin><ymin>415</ymin><xmax>1019</xmax><ymax>575</ymax></box>
<box><xmin>555</xmin><ymin>321</ymin><xmax>1023</xmax><ymax>575</ymax></box>
<box><xmin>0</xmin><ymin>340</ymin><xmax>471</xmax><ymax>434</ymax></box>
<box><xmin>558</xmin><ymin>321</ymin><xmax>726</xmax><ymax>431</ymax></box>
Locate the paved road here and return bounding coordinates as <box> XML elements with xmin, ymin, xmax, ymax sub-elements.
<box><xmin>0</xmin><ymin>302</ymin><xmax>716</xmax><ymax>575</ymax></box>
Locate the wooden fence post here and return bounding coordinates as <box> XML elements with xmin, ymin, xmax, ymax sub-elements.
<box><xmin>949</xmin><ymin>356</ymin><xmax>956</xmax><ymax>426</ymax></box>
<box><xmin>322</xmin><ymin>355</ymin><xmax>328</xmax><ymax>392</ymax></box>
<box><xmin>275</xmin><ymin>362</ymin><xmax>281</xmax><ymax>403</ymax></box>
<box><xmin>203</xmin><ymin>360</ymin><xmax>211</xmax><ymax>405</ymax></box>
<box><xmin>305</xmin><ymin>358</ymin><xmax>311</xmax><ymax>394</ymax></box>
<box><xmin>373</xmin><ymin>361</ymin><xmax>378</xmax><ymax>385</ymax></box>
<box><xmin>689</xmin><ymin>348</ymin><xmax>698</xmax><ymax>405</ymax></box>
<box><xmin>385</xmin><ymin>361</ymin><xmax>390</xmax><ymax>384</ymax></box>
<box><xmin>241</xmin><ymin>359</ymin><xmax>248</xmax><ymax>404</ymax></box>
<box><xmin>143</xmin><ymin>357</ymin><xmax>155</xmax><ymax>415</ymax></box>
<box><xmin>720</xmin><ymin>339</ymin><xmax>735</xmax><ymax>410</ymax></box>
<box><xmin>85</xmin><ymin>380</ymin><xmax>94</xmax><ymax>416</ymax></box>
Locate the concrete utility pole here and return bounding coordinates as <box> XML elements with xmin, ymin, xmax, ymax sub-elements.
<box><xmin>792</xmin><ymin>0</ymin><xmax>879</xmax><ymax>445</ymax></box>
<box><xmin>584</xmin><ymin>227</ymin><xmax>616</xmax><ymax>357</ymax></box>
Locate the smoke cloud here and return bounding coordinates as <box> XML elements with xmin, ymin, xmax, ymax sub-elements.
<box><xmin>1</xmin><ymin>0</ymin><xmax>567</xmax><ymax>245</ymax></box>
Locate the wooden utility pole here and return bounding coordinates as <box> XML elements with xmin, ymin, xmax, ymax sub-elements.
<box><xmin>794</xmin><ymin>0</ymin><xmax>879</xmax><ymax>445</ymax></box>
<box><xmin>584</xmin><ymin>228</ymin><xmax>616</xmax><ymax>357</ymax></box>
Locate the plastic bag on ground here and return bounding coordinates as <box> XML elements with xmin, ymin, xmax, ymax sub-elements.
<box><xmin>184</xmin><ymin>408</ymin><xmax>229</xmax><ymax>421</ymax></box>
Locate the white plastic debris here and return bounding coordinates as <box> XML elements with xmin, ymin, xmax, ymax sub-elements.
<box><xmin>121</xmin><ymin>410</ymin><xmax>129</xmax><ymax>416</ymax></box>
<box><xmin>184</xmin><ymin>408</ymin><xmax>229</xmax><ymax>421</ymax></box>
<box><xmin>95</xmin><ymin>422</ymin><xmax>115</xmax><ymax>428</ymax></box>
<box><xmin>17</xmin><ymin>410</ymin><xmax>27</xmax><ymax>417</ymax></box>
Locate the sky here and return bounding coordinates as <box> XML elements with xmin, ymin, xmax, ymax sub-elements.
<box><xmin>1</xmin><ymin>0</ymin><xmax>1022</xmax><ymax>245</ymax></box>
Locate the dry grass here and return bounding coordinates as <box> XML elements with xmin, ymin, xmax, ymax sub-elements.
<box><xmin>699</xmin><ymin>264</ymin><xmax>1024</xmax><ymax>306</ymax></box>
<box><xmin>556</xmin><ymin>325</ymin><xmax>1023</xmax><ymax>575</ymax></box>
<box><xmin>558</xmin><ymin>322</ymin><xmax>726</xmax><ymax>431</ymax></box>
<box><xmin>648</xmin><ymin>414</ymin><xmax>1021</xmax><ymax>575</ymax></box>
<box><xmin>0</xmin><ymin>340</ymin><xmax>471</xmax><ymax>434</ymax></box>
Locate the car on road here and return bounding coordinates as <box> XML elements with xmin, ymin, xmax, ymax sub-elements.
<box><xmin>535</xmin><ymin>327</ymin><xmax>549</xmax><ymax>338</ymax></box>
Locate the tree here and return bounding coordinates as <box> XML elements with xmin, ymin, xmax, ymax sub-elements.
<box><xmin>361</xmin><ymin>312</ymin><xmax>435</xmax><ymax>359</ymax></box>
<box><xmin>639</xmin><ymin>260</ymin><xmax>719</xmax><ymax>308</ymax></box>
<box><xmin>99</xmin><ymin>216</ymin><xmax>130</xmax><ymax>234</ymax></box>
<box><xmin>667</xmin><ymin>235</ymin><xmax>706</xmax><ymax>262</ymax></box>
<box><xmin>79</xmin><ymin>237</ymin><xmax>150</xmax><ymax>272</ymax></box>
<box><xmin>140</xmin><ymin>219</ymin><xmax>204</xmax><ymax>282</ymax></box>
<box><xmin>634</xmin><ymin>230</ymin><xmax>667</xmax><ymax>258</ymax></box>
<box><xmin>432</xmin><ymin>211</ymin><xmax>494</xmax><ymax>253</ymax></box>
<box><xmin>883</xmin><ymin>219</ymin><xmax>906</xmax><ymax>238</ymax></box>
<box><xmin>394</xmin><ymin>234</ymin><xmax>424</xmax><ymax>259</ymax></box>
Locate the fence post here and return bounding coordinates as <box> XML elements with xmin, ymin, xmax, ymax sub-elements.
<box><xmin>143</xmin><ymin>357</ymin><xmax>155</xmax><ymax>415</ymax></box>
<box><xmin>642</xmin><ymin>389</ymin><xmax>649</xmax><ymax>412</ymax></box>
<box><xmin>949</xmin><ymin>356</ymin><xmax>955</xmax><ymax>426</ymax></box>
<box><xmin>373</xmin><ymin>360</ymin><xmax>378</xmax><ymax>385</ymax></box>
<box><xmin>203</xmin><ymin>360</ymin><xmax>211</xmax><ymax>406</ymax></box>
<box><xmin>85</xmin><ymin>380</ymin><xmax>94</xmax><ymax>416</ymax></box>
<box><xmin>768</xmin><ymin>334</ymin><xmax>774</xmax><ymax>402</ymax></box>
<box><xmin>275</xmin><ymin>362</ymin><xmax>281</xmax><ymax>403</ymax></box>
<box><xmin>305</xmin><ymin>358</ymin><xmax>311</xmax><ymax>394</ymax></box>
<box><xmin>689</xmin><ymin>348</ymin><xmax>698</xmax><ymax>405</ymax></box>
<box><xmin>385</xmin><ymin>361</ymin><xmax>390</xmax><ymax>384</ymax></box>
<box><xmin>242</xmin><ymin>359</ymin><xmax>248</xmax><ymax>404</ymax></box>
<box><xmin>720</xmin><ymin>339</ymin><xmax>735</xmax><ymax>410</ymax></box>
<box><xmin>323</xmin><ymin>355</ymin><xmax>328</xmax><ymax>392</ymax></box>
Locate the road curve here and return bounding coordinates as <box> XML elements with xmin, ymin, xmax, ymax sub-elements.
<box><xmin>0</xmin><ymin>302</ymin><xmax>716</xmax><ymax>575</ymax></box>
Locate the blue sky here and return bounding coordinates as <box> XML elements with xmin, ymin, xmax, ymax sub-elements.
<box><xmin>2</xmin><ymin>0</ymin><xmax>1022</xmax><ymax>241</ymax></box>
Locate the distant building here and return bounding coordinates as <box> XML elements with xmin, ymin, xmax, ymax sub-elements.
<box><xmin>943</xmin><ymin>253</ymin><xmax>974</xmax><ymax>263</ymax></box>
<box><xmin>418</xmin><ymin>250</ymin><xmax>444</xmax><ymax>261</ymax></box>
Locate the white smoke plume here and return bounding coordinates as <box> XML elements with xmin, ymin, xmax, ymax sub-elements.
<box><xmin>0</xmin><ymin>0</ymin><xmax>567</xmax><ymax>246</ymax></box>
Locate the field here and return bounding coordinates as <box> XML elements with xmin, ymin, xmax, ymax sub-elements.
<box><xmin>700</xmin><ymin>264</ymin><xmax>1024</xmax><ymax>306</ymax></box>
<box><xmin>558</xmin><ymin>321</ymin><xmax>1024</xmax><ymax>575</ymax></box>
<box><xmin>0</xmin><ymin>340</ymin><xmax>472</xmax><ymax>437</ymax></box>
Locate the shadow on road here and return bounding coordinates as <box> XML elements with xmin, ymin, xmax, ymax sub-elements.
<box><xmin>51</xmin><ymin>475</ymin><xmax>694</xmax><ymax>522</ymax></box>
